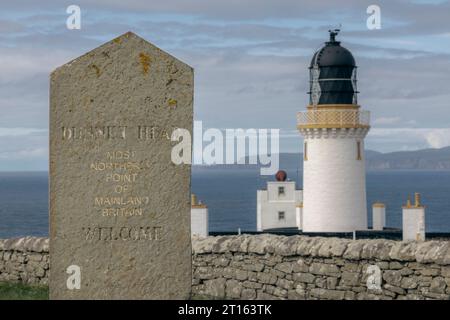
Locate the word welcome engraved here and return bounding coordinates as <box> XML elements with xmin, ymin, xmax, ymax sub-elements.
<box><xmin>82</xmin><ymin>226</ymin><xmax>163</xmax><ymax>242</ymax></box>
<box><xmin>50</xmin><ymin>32</ymin><xmax>193</xmax><ymax>299</ymax></box>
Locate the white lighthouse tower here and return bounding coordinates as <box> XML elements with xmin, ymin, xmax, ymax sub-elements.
<box><xmin>297</xmin><ymin>30</ymin><xmax>370</xmax><ymax>232</ymax></box>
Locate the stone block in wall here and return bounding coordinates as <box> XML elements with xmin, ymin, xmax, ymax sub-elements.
<box><xmin>225</xmin><ymin>279</ymin><xmax>242</xmax><ymax>299</ymax></box>
<box><xmin>235</xmin><ymin>269</ymin><xmax>248</xmax><ymax>281</ymax></box>
<box><xmin>242</xmin><ymin>280</ymin><xmax>262</xmax><ymax>289</ymax></box>
<box><xmin>256</xmin><ymin>291</ymin><xmax>279</xmax><ymax>300</ymax></box>
<box><xmin>442</xmin><ymin>266</ymin><xmax>450</xmax><ymax>278</ymax></box>
<box><xmin>383</xmin><ymin>270</ymin><xmax>402</xmax><ymax>286</ymax></box>
<box><xmin>419</xmin><ymin>268</ymin><xmax>440</xmax><ymax>276</ymax></box>
<box><xmin>257</xmin><ymin>272</ymin><xmax>277</xmax><ymax>285</ymax></box>
<box><xmin>430</xmin><ymin>277</ymin><xmax>447</xmax><ymax>294</ymax></box>
<box><xmin>326</xmin><ymin>277</ymin><xmax>338</xmax><ymax>290</ymax></box>
<box><xmin>287</xmin><ymin>289</ymin><xmax>305</xmax><ymax>300</ymax></box>
<box><xmin>292</xmin><ymin>259</ymin><xmax>309</xmax><ymax>273</ymax></box>
<box><xmin>340</xmin><ymin>271</ymin><xmax>360</xmax><ymax>286</ymax></box>
<box><xmin>293</xmin><ymin>272</ymin><xmax>315</xmax><ymax>284</ymax></box>
<box><xmin>384</xmin><ymin>284</ymin><xmax>406</xmax><ymax>295</ymax></box>
<box><xmin>310</xmin><ymin>288</ymin><xmax>345</xmax><ymax>300</ymax></box>
<box><xmin>415</xmin><ymin>241</ymin><xmax>450</xmax><ymax>265</ymax></box>
<box><xmin>309</xmin><ymin>262</ymin><xmax>340</xmax><ymax>277</ymax></box>
<box><xmin>275</xmin><ymin>262</ymin><xmax>293</xmax><ymax>274</ymax></box>
<box><xmin>343</xmin><ymin>241</ymin><xmax>364</xmax><ymax>260</ymax></box>
<box><xmin>361</xmin><ymin>239</ymin><xmax>395</xmax><ymax>260</ymax></box>
<box><xmin>400</xmin><ymin>276</ymin><xmax>419</xmax><ymax>289</ymax></box>
<box><xmin>242</xmin><ymin>262</ymin><xmax>264</xmax><ymax>272</ymax></box>
<box><xmin>247</xmin><ymin>234</ymin><xmax>278</xmax><ymax>255</ymax></box>
<box><xmin>203</xmin><ymin>278</ymin><xmax>226</xmax><ymax>298</ymax></box>
<box><xmin>276</xmin><ymin>278</ymin><xmax>293</xmax><ymax>290</ymax></box>
<box><xmin>241</xmin><ymin>288</ymin><xmax>257</xmax><ymax>300</ymax></box>
<box><xmin>399</xmin><ymin>267</ymin><xmax>414</xmax><ymax>276</ymax></box>
<box><xmin>317</xmin><ymin>238</ymin><xmax>349</xmax><ymax>258</ymax></box>
<box><xmin>389</xmin><ymin>242</ymin><xmax>417</xmax><ymax>261</ymax></box>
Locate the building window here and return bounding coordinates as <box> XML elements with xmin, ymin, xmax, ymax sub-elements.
<box><xmin>278</xmin><ymin>211</ymin><xmax>285</xmax><ymax>221</ymax></box>
<box><xmin>278</xmin><ymin>186</ymin><xmax>285</xmax><ymax>196</ymax></box>
<box><xmin>356</xmin><ymin>141</ymin><xmax>362</xmax><ymax>160</ymax></box>
<box><xmin>304</xmin><ymin>142</ymin><xmax>308</xmax><ymax>161</ymax></box>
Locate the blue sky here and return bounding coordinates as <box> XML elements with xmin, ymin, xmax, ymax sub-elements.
<box><xmin>0</xmin><ymin>0</ymin><xmax>450</xmax><ymax>170</ymax></box>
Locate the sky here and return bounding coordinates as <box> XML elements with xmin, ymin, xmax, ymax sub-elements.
<box><xmin>0</xmin><ymin>0</ymin><xmax>450</xmax><ymax>170</ymax></box>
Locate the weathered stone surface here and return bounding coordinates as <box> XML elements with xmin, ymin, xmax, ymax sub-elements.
<box><xmin>383</xmin><ymin>270</ymin><xmax>402</xmax><ymax>286</ymax></box>
<box><xmin>400</xmin><ymin>277</ymin><xmax>418</xmax><ymax>289</ymax></box>
<box><xmin>343</xmin><ymin>241</ymin><xmax>364</xmax><ymax>260</ymax></box>
<box><xmin>49</xmin><ymin>32</ymin><xmax>193</xmax><ymax>299</ymax></box>
<box><xmin>389</xmin><ymin>242</ymin><xmax>417</xmax><ymax>261</ymax></box>
<box><xmin>241</xmin><ymin>288</ymin><xmax>257</xmax><ymax>299</ymax></box>
<box><xmin>430</xmin><ymin>277</ymin><xmax>447</xmax><ymax>294</ymax></box>
<box><xmin>310</xmin><ymin>262</ymin><xmax>340</xmax><ymax>276</ymax></box>
<box><xmin>257</xmin><ymin>272</ymin><xmax>277</xmax><ymax>285</ymax></box>
<box><xmin>293</xmin><ymin>272</ymin><xmax>315</xmax><ymax>284</ymax></box>
<box><xmin>226</xmin><ymin>279</ymin><xmax>243</xmax><ymax>299</ymax></box>
<box><xmin>340</xmin><ymin>271</ymin><xmax>360</xmax><ymax>286</ymax></box>
<box><xmin>3</xmin><ymin>235</ymin><xmax>450</xmax><ymax>300</ymax></box>
<box><xmin>310</xmin><ymin>288</ymin><xmax>345</xmax><ymax>300</ymax></box>
<box><xmin>204</xmin><ymin>278</ymin><xmax>226</xmax><ymax>298</ymax></box>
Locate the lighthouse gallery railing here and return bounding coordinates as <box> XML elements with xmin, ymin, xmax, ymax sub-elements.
<box><xmin>297</xmin><ymin>109</ymin><xmax>370</xmax><ymax>129</ymax></box>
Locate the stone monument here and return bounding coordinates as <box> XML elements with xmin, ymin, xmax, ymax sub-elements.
<box><xmin>49</xmin><ymin>32</ymin><xmax>193</xmax><ymax>299</ymax></box>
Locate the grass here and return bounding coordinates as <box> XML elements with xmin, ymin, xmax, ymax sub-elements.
<box><xmin>0</xmin><ymin>282</ymin><xmax>49</xmax><ymax>300</ymax></box>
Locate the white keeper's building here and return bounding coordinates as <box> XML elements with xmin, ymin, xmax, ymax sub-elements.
<box><xmin>257</xmin><ymin>171</ymin><xmax>303</xmax><ymax>231</ymax></box>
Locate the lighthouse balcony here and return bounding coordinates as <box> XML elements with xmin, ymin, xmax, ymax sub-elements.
<box><xmin>297</xmin><ymin>109</ymin><xmax>370</xmax><ymax>129</ymax></box>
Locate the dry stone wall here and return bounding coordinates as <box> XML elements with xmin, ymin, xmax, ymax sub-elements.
<box><xmin>0</xmin><ymin>237</ymin><xmax>49</xmax><ymax>285</ymax></box>
<box><xmin>192</xmin><ymin>235</ymin><xmax>450</xmax><ymax>300</ymax></box>
<box><xmin>1</xmin><ymin>235</ymin><xmax>450</xmax><ymax>300</ymax></box>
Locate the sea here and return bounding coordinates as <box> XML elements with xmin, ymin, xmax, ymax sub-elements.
<box><xmin>0</xmin><ymin>169</ymin><xmax>449</xmax><ymax>238</ymax></box>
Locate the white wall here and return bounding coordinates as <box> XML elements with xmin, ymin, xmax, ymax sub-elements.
<box><xmin>402</xmin><ymin>207</ymin><xmax>425</xmax><ymax>241</ymax></box>
<box><xmin>372</xmin><ymin>205</ymin><xmax>386</xmax><ymax>231</ymax></box>
<box><xmin>301</xmin><ymin>128</ymin><xmax>368</xmax><ymax>232</ymax></box>
<box><xmin>257</xmin><ymin>181</ymin><xmax>303</xmax><ymax>231</ymax></box>
<box><xmin>191</xmin><ymin>207</ymin><xmax>208</xmax><ymax>237</ymax></box>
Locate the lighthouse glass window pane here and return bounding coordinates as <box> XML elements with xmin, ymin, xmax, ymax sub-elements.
<box><xmin>278</xmin><ymin>187</ymin><xmax>285</xmax><ymax>196</ymax></box>
<box><xmin>278</xmin><ymin>212</ymin><xmax>285</xmax><ymax>221</ymax></box>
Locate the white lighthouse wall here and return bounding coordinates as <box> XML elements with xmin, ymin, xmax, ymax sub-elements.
<box><xmin>402</xmin><ymin>207</ymin><xmax>425</xmax><ymax>241</ymax></box>
<box><xmin>257</xmin><ymin>181</ymin><xmax>303</xmax><ymax>231</ymax></box>
<box><xmin>191</xmin><ymin>207</ymin><xmax>209</xmax><ymax>237</ymax></box>
<box><xmin>303</xmin><ymin>134</ymin><xmax>368</xmax><ymax>232</ymax></box>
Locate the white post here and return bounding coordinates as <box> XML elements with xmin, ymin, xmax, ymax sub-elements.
<box><xmin>402</xmin><ymin>193</ymin><xmax>425</xmax><ymax>241</ymax></box>
<box><xmin>372</xmin><ymin>202</ymin><xmax>386</xmax><ymax>231</ymax></box>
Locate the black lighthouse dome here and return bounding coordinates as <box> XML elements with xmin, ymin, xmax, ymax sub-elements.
<box><xmin>309</xmin><ymin>30</ymin><xmax>358</xmax><ymax>105</ymax></box>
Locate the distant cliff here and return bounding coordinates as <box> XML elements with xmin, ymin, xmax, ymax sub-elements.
<box><xmin>193</xmin><ymin>146</ymin><xmax>450</xmax><ymax>171</ymax></box>
<box><xmin>365</xmin><ymin>147</ymin><xmax>450</xmax><ymax>170</ymax></box>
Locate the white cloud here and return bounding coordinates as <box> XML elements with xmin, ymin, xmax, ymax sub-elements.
<box><xmin>373</xmin><ymin>117</ymin><xmax>402</xmax><ymax>125</ymax></box>
<box><xmin>424</xmin><ymin>129</ymin><xmax>450</xmax><ymax>148</ymax></box>
<box><xmin>0</xmin><ymin>127</ymin><xmax>47</xmax><ymax>137</ymax></box>
<box><xmin>0</xmin><ymin>147</ymin><xmax>47</xmax><ymax>159</ymax></box>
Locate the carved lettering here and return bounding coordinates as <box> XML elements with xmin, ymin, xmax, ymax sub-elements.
<box><xmin>82</xmin><ymin>226</ymin><xmax>163</xmax><ymax>241</ymax></box>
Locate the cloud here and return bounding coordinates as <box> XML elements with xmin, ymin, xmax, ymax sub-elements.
<box><xmin>373</xmin><ymin>117</ymin><xmax>402</xmax><ymax>125</ymax></box>
<box><xmin>424</xmin><ymin>129</ymin><xmax>450</xmax><ymax>148</ymax></box>
<box><xmin>0</xmin><ymin>128</ymin><xmax>47</xmax><ymax>137</ymax></box>
<box><xmin>0</xmin><ymin>147</ymin><xmax>47</xmax><ymax>160</ymax></box>
<box><xmin>0</xmin><ymin>0</ymin><xmax>449</xmax><ymax>170</ymax></box>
